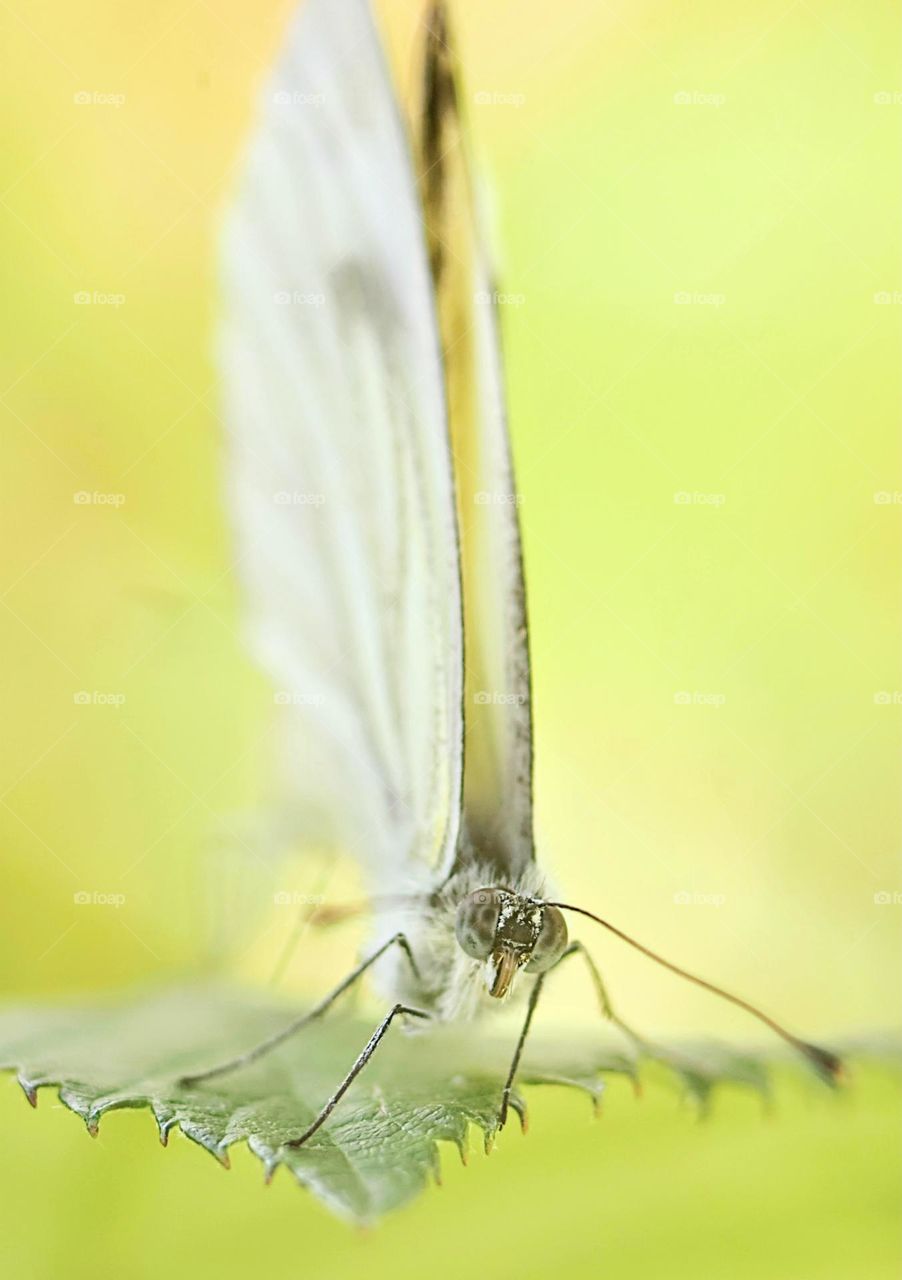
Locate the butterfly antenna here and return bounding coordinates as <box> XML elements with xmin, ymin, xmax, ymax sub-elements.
<box><xmin>548</xmin><ymin>901</ymin><xmax>843</xmax><ymax>1083</ymax></box>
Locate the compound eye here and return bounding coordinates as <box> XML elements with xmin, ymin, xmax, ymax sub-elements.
<box><xmin>526</xmin><ymin>905</ymin><xmax>568</xmax><ymax>973</ymax></box>
<box><xmin>455</xmin><ymin>889</ymin><xmax>501</xmax><ymax>961</ymax></box>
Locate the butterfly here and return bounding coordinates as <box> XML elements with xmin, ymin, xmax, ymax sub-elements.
<box><xmin>180</xmin><ymin>0</ymin><xmax>841</xmax><ymax>1141</ymax></box>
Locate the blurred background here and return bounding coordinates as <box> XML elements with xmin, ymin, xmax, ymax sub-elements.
<box><xmin>0</xmin><ymin>0</ymin><xmax>899</xmax><ymax>1275</ymax></box>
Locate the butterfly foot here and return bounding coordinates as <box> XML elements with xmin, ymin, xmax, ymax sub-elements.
<box><xmin>497</xmin><ymin>1091</ymin><xmax>510</xmax><ymax>1131</ymax></box>
<box><xmin>496</xmin><ymin>1089</ymin><xmax>528</xmax><ymax>1135</ymax></box>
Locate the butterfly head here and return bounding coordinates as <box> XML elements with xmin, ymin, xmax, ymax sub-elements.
<box><xmin>454</xmin><ymin>888</ymin><xmax>568</xmax><ymax>999</ymax></box>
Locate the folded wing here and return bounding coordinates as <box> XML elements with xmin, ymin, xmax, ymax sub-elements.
<box><xmin>219</xmin><ymin>0</ymin><xmax>464</xmax><ymax>884</ymax></box>
<box><xmin>415</xmin><ymin>4</ymin><xmax>535</xmax><ymax>879</ymax></box>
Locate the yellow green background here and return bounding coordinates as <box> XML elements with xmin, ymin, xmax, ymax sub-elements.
<box><xmin>0</xmin><ymin>0</ymin><xmax>899</xmax><ymax>1276</ymax></box>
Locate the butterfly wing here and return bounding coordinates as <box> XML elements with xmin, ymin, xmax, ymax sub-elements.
<box><xmin>219</xmin><ymin>0</ymin><xmax>464</xmax><ymax>885</ymax></box>
<box><xmin>415</xmin><ymin>6</ymin><xmax>535</xmax><ymax>879</ymax></box>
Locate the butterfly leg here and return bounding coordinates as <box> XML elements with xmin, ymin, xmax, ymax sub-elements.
<box><xmin>285</xmin><ymin>1002</ymin><xmax>431</xmax><ymax>1148</ymax></box>
<box><xmin>498</xmin><ymin>940</ymin><xmax>654</xmax><ymax>1128</ymax></box>
<box><xmin>498</xmin><ymin>971</ymin><xmax>547</xmax><ymax>1129</ymax></box>
<box><xmin>555</xmin><ymin>940</ymin><xmax>652</xmax><ymax>1056</ymax></box>
<box><xmin>545</xmin><ymin>942</ymin><xmax>702</xmax><ymax>1079</ymax></box>
<box><xmin>305</xmin><ymin>900</ymin><xmax>368</xmax><ymax>927</ymax></box>
<box><xmin>179</xmin><ymin>933</ymin><xmax>421</xmax><ymax>1087</ymax></box>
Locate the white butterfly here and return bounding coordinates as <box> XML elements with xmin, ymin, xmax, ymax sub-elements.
<box><xmin>182</xmin><ymin>0</ymin><xmax>840</xmax><ymax>1140</ymax></box>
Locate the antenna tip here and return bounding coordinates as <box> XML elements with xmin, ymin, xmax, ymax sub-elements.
<box><xmin>800</xmin><ymin>1041</ymin><xmax>845</xmax><ymax>1085</ymax></box>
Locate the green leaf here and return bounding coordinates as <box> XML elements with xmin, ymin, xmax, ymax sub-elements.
<box><xmin>0</xmin><ymin>984</ymin><xmax>850</xmax><ymax>1223</ymax></box>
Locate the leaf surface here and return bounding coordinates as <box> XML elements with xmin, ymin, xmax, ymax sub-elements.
<box><xmin>0</xmin><ymin>984</ymin><xmax>856</xmax><ymax>1223</ymax></box>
